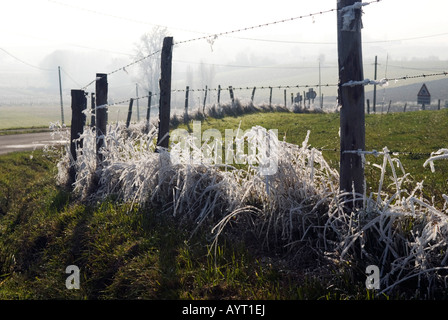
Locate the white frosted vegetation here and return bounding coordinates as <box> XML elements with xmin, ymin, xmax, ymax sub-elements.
<box><xmin>54</xmin><ymin>121</ymin><xmax>448</xmax><ymax>297</ymax></box>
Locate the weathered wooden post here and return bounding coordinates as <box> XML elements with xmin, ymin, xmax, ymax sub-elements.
<box><xmin>403</xmin><ymin>103</ymin><xmax>407</xmax><ymax>112</ymax></box>
<box><xmin>69</xmin><ymin>89</ymin><xmax>87</xmax><ymax>185</ymax></box>
<box><xmin>126</xmin><ymin>98</ymin><xmax>134</xmax><ymax>128</ymax></box>
<box><xmin>284</xmin><ymin>89</ymin><xmax>287</xmax><ymax>109</ymax></box>
<box><xmin>269</xmin><ymin>87</ymin><xmax>273</xmax><ymax>108</ymax></box>
<box><xmin>251</xmin><ymin>87</ymin><xmax>256</xmax><ymax>104</ymax></box>
<box><xmin>387</xmin><ymin>100</ymin><xmax>392</xmax><ymax>114</ymax></box>
<box><xmin>229</xmin><ymin>86</ymin><xmax>235</xmax><ymax>106</ymax></box>
<box><xmin>136</xmin><ymin>83</ymin><xmax>140</xmax><ymax>121</ymax></box>
<box><xmin>337</xmin><ymin>0</ymin><xmax>366</xmax><ymax>200</ymax></box>
<box><xmin>95</xmin><ymin>73</ymin><xmax>108</xmax><ymax>165</ymax></box>
<box><xmin>217</xmin><ymin>85</ymin><xmax>221</xmax><ymax>105</ymax></box>
<box><xmin>184</xmin><ymin>86</ymin><xmax>189</xmax><ymax>124</ymax></box>
<box><xmin>203</xmin><ymin>85</ymin><xmax>208</xmax><ymax>114</ymax></box>
<box><xmin>367</xmin><ymin>99</ymin><xmax>370</xmax><ymax>115</ymax></box>
<box><xmin>157</xmin><ymin>37</ymin><xmax>173</xmax><ymax>149</ymax></box>
<box><xmin>303</xmin><ymin>91</ymin><xmax>306</xmax><ymax>108</ymax></box>
<box><xmin>90</xmin><ymin>93</ymin><xmax>96</xmax><ymax>129</ymax></box>
<box><xmin>146</xmin><ymin>91</ymin><xmax>152</xmax><ymax>134</ymax></box>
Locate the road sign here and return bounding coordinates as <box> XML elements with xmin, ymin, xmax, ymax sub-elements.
<box><xmin>417</xmin><ymin>84</ymin><xmax>431</xmax><ymax>105</ymax></box>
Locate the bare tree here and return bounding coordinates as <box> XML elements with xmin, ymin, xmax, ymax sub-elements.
<box><xmin>134</xmin><ymin>26</ymin><xmax>170</xmax><ymax>95</ymax></box>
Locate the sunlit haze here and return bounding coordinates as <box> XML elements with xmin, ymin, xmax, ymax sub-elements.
<box><xmin>1</xmin><ymin>0</ymin><xmax>448</xmax><ymax>111</ymax></box>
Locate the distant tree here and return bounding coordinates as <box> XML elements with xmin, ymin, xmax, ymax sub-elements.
<box><xmin>134</xmin><ymin>26</ymin><xmax>170</xmax><ymax>96</ymax></box>
<box><xmin>198</xmin><ymin>61</ymin><xmax>215</xmax><ymax>104</ymax></box>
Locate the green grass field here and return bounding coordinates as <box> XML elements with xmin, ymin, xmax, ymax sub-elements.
<box><xmin>0</xmin><ymin>108</ymin><xmax>447</xmax><ymax>300</ymax></box>
<box><xmin>181</xmin><ymin>109</ymin><xmax>448</xmax><ymax>206</ymax></box>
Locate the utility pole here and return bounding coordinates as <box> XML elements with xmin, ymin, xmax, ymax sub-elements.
<box><xmin>373</xmin><ymin>56</ymin><xmax>378</xmax><ymax>113</ymax></box>
<box><xmin>337</xmin><ymin>0</ymin><xmax>366</xmax><ymax>202</ymax></box>
<box><xmin>319</xmin><ymin>61</ymin><xmax>323</xmax><ymax>108</ymax></box>
<box><xmin>58</xmin><ymin>66</ymin><xmax>65</xmax><ymax>125</ymax></box>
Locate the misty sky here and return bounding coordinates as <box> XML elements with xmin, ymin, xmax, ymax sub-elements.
<box><xmin>1</xmin><ymin>0</ymin><xmax>448</xmax><ymax>101</ymax></box>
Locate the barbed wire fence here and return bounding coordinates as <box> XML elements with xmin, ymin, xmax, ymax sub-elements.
<box><xmin>66</xmin><ymin>0</ymin><xmax>448</xmax><ymax>177</ymax></box>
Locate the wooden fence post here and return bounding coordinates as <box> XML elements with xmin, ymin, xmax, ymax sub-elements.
<box><xmin>126</xmin><ymin>98</ymin><xmax>134</xmax><ymax>128</ymax></box>
<box><xmin>157</xmin><ymin>37</ymin><xmax>174</xmax><ymax>149</ymax></box>
<box><xmin>284</xmin><ymin>90</ymin><xmax>287</xmax><ymax>108</ymax></box>
<box><xmin>337</xmin><ymin>0</ymin><xmax>366</xmax><ymax>200</ymax></box>
<box><xmin>269</xmin><ymin>87</ymin><xmax>273</xmax><ymax>108</ymax></box>
<box><xmin>217</xmin><ymin>85</ymin><xmax>221</xmax><ymax>105</ymax></box>
<box><xmin>203</xmin><ymin>85</ymin><xmax>208</xmax><ymax>114</ymax></box>
<box><xmin>90</xmin><ymin>93</ymin><xmax>96</xmax><ymax>129</ymax></box>
<box><xmin>403</xmin><ymin>103</ymin><xmax>407</xmax><ymax>112</ymax></box>
<box><xmin>251</xmin><ymin>87</ymin><xmax>256</xmax><ymax>103</ymax></box>
<box><xmin>136</xmin><ymin>84</ymin><xmax>140</xmax><ymax>122</ymax></box>
<box><xmin>387</xmin><ymin>100</ymin><xmax>392</xmax><ymax>114</ymax></box>
<box><xmin>184</xmin><ymin>86</ymin><xmax>189</xmax><ymax>123</ymax></box>
<box><xmin>95</xmin><ymin>73</ymin><xmax>108</xmax><ymax>165</ymax></box>
<box><xmin>146</xmin><ymin>91</ymin><xmax>152</xmax><ymax>133</ymax></box>
<box><xmin>69</xmin><ymin>89</ymin><xmax>87</xmax><ymax>185</ymax></box>
<box><xmin>438</xmin><ymin>99</ymin><xmax>441</xmax><ymax>110</ymax></box>
<box><xmin>229</xmin><ymin>86</ymin><xmax>235</xmax><ymax>106</ymax></box>
<box><xmin>367</xmin><ymin>99</ymin><xmax>370</xmax><ymax>115</ymax></box>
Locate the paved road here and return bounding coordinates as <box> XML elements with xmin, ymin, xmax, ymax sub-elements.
<box><xmin>0</xmin><ymin>131</ymin><xmax>69</xmax><ymax>155</ymax></box>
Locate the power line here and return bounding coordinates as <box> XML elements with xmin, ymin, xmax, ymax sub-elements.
<box><xmin>365</xmin><ymin>32</ymin><xmax>448</xmax><ymax>44</ymax></box>
<box><xmin>0</xmin><ymin>47</ymin><xmax>54</xmax><ymax>72</ymax></box>
<box><xmin>60</xmin><ymin>67</ymin><xmax>82</xmax><ymax>88</ymax></box>
<box><xmin>47</xmin><ymin>0</ymin><xmax>210</xmax><ymax>36</ymax></box>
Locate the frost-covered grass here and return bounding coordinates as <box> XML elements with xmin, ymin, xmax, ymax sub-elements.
<box><xmin>52</xmin><ymin>107</ymin><xmax>448</xmax><ymax>299</ymax></box>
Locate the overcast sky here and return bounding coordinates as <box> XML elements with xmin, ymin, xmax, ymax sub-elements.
<box><xmin>1</xmin><ymin>0</ymin><xmax>448</xmax><ymax>92</ymax></box>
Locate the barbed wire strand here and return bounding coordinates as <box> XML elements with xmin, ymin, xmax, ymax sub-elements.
<box><xmin>81</xmin><ymin>1</ymin><xmax>382</xmax><ymax>91</ymax></box>
<box><xmin>174</xmin><ymin>0</ymin><xmax>382</xmax><ymax>46</ymax></box>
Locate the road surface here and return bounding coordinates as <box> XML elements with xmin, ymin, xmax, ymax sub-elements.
<box><xmin>0</xmin><ymin>131</ymin><xmax>68</xmax><ymax>155</ymax></box>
